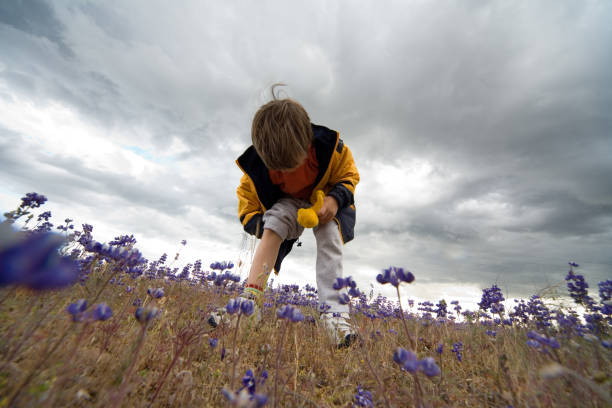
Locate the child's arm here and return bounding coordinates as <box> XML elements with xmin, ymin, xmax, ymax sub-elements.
<box><xmin>237</xmin><ymin>174</ymin><xmax>264</xmax><ymax>238</ymax></box>
<box><xmin>326</xmin><ymin>141</ymin><xmax>360</xmax><ymax>210</ymax></box>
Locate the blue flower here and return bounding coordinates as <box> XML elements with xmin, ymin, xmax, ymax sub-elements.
<box><xmin>150</xmin><ymin>287</ymin><xmax>165</xmax><ymax>299</ymax></box>
<box><xmin>223</xmin><ymin>368</ymin><xmax>268</xmax><ymax>407</ymax></box>
<box><xmin>478</xmin><ymin>285</ymin><xmax>505</xmax><ymax>314</ymax></box>
<box><xmin>338</xmin><ymin>293</ymin><xmax>350</xmax><ymax>305</ymax></box>
<box><xmin>240</xmin><ymin>299</ymin><xmax>255</xmax><ymax>316</ymax></box>
<box><xmin>67</xmin><ymin>299</ymin><xmax>88</xmax><ymax>321</ymax></box>
<box><xmin>20</xmin><ymin>192</ymin><xmax>47</xmax><ymax>208</ymax></box>
<box><xmin>92</xmin><ymin>302</ymin><xmax>113</xmax><ymax>321</ymax></box>
<box><xmin>376</xmin><ymin>266</ymin><xmax>415</xmax><ymax>287</ymax></box>
<box><xmin>210</xmin><ymin>261</ymin><xmax>234</xmax><ymax>271</ymax></box>
<box><xmin>277</xmin><ymin>305</ymin><xmax>304</xmax><ymax>322</ymax></box>
<box><xmin>565</xmin><ymin>263</ymin><xmax>596</xmax><ymax>311</ymax></box>
<box><xmin>348</xmin><ymin>286</ymin><xmax>361</xmax><ymax>298</ymax></box>
<box><xmin>209</xmin><ymin>338</ymin><xmax>218</xmax><ymax>348</ymax></box>
<box><xmin>332</xmin><ymin>277</ymin><xmax>346</xmax><ymax>290</ymax></box>
<box><xmin>527</xmin><ymin>331</ymin><xmax>560</xmax><ymax>349</ymax></box>
<box><xmin>242</xmin><ymin>369</ymin><xmax>257</xmax><ymax>394</ymax></box>
<box><xmin>226</xmin><ymin>298</ymin><xmax>242</xmax><ymax>315</ymax></box>
<box><xmin>0</xmin><ymin>230</ymin><xmax>79</xmax><ymax>290</ymax></box>
<box><xmin>135</xmin><ymin>306</ymin><xmax>160</xmax><ymax>324</ymax></box>
<box><xmin>353</xmin><ymin>385</ymin><xmax>374</xmax><ymax>407</ymax></box>
<box><xmin>598</xmin><ymin>280</ymin><xmax>612</xmax><ymax>302</ymax></box>
<box><xmin>419</xmin><ymin>357</ymin><xmax>441</xmax><ymax>377</ymax></box>
<box><xmin>393</xmin><ymin>347</ymin><xmax>419</xmax><ymax>373</ymax></box>
<box><xmin>452</xmin><ymin>341</ymin><xmax>463</xmax><ymax>362</ymax></box>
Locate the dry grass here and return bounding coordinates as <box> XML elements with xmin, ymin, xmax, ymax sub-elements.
<box><xmin>0</xmin><ymin>265</ymin><xmax>610</xmax><ymax>407</ymax></box>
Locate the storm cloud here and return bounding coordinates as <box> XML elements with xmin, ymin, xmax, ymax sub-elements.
<box><xmin>1</xmin><ymin>0</ymin><xmax>610</xmax><ymax>307</ymax></box>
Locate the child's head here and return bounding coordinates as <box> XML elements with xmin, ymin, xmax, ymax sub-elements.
<box><xmin>251</xmin><ymin>88</ymin><xmax>313</xmax><ymax>170</ymax></box>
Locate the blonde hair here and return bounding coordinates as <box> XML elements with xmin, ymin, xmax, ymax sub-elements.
<box><xmin>251</xmin><ymin>84</ymin><xmax>313</xmax><ymax>170</ymax></box>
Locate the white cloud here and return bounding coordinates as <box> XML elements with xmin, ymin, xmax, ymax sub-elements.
<box><xmin>1</xmin><ymin>0</ymin><xmax>611</xmax><ymax>307</ymax></box>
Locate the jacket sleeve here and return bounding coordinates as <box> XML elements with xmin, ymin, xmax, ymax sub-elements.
<box><xmin>237</xmin><ymin>174</ymin><xmax>264</xmax><ymax>238</ymax></box>
<box><xmin>326</xmin><ymin>139</ymin><xmax>360</xmax><ymax>209</ymax></box>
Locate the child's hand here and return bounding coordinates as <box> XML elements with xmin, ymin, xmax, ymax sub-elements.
<box><xmin>317</xmin><ymin>196</ymin><xmax>338</xmax><ymax>225</ymax></box>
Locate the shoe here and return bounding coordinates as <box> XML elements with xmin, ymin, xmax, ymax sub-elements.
<box><xmin>208</xmin><ymin>307</ymin><xmax>229</xmax><ymax>328</ymax></box>
<box><xmin>319</xmin><ymin>312</ymin><xmax>357</xmax><ymax>348</ymax></box>
<box><xmin>208</xmin><ymin>297</ymin><xmax>262</xmax><ymax>328</ymax></box>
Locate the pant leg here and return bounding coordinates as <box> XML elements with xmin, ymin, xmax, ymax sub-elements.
<box><xmin>262</xmin><ymin>198</ymin><xmax>309</xmax><ymax>240</ymax></box>
<box><xmin>314</xmin><ymin>219</ymin><xmax>348</xmax><ymax>315</ymax></box>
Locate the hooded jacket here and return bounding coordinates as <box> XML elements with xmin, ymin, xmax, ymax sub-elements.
<box><xmin>236</xmin><ymin>123</ymin><xmax>359</xmax><ymax>272</ymax></box>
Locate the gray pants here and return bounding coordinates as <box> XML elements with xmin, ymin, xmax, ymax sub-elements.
<box><xmin>262</xmin><ymin>198</ymin><xmax>348</xmax><ymax>314</ymax></box>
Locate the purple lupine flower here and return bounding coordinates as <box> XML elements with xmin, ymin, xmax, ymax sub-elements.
<box><xmin>348</xmin><ymin>286</ymin><xmax>361</xmax><ymax>298</ymax></box>
<box><xmin>223</xmin><ymin>369</ymin><xmax>268</xmax><ymax>407</ymax></box>
<box><xmin>240</xmin><ymin>299</ymin><xmax>255</xmax><ymax>316</ymax></box>
<box><xmin>277</xmin><ymin>305</ymin><xmax>304</xmax><ymax>322</ymax></box>
<box><xmin>338</xmin><ymin>293</ymin><xmax>351</xmax><ymax>305</ymax></box>
<box><xmin>226</xmin><ymin>297</ymin><xmax>242</xmax><ymax>315</ymax></box>
<box><xmin>210</xmin><ymin>261</ymin><xmax>234</xmax><ymax>271</ymax></box>
<box><xmin>566</xmin><ymin>263</ymin><xmax>597</xmax><ymax>310</ymax></box>
<box><xmin>436</xmin><ymin>344</ymin><xmax>444</xmax><ymax>354</ymax></box>
<box><xmin>108</xmin><ymin>234</ymin><xmax>137</xmax><ymax>247</ymax></box>
<box><xmin>21</xmin><ymin>192</ymin><xmax>47</xmax><ymax>208</ymax></box>
<box><xmin>37</xmin><ymin>211</ymin><xmax>52</xmax><ymax>221</ymax></box>
<box><xmin>598</xmin><ymin>280</ymin><xmax>612</xmax><ymax>302</ymax></box>
<box><xmin>478</xmin><ymin>284</ymin><xmax>505</xmax><ymax>314</ymax></box>
<box><xmin>181</xmin><ymin>239</ymin><xmax>187</xmax><ymax>246</ymax></box>
<box><xmin>353</xmin><ymin>385</ymin><xmax>374</xmax><ymax>407</ymax></box>
<box><xmin>67</xmin><ymin>299</ymin><xmax>88</xmax><ymax>322</ymax></box>
<box><xmin>393</xmin><ymin>347</ymin><xmax>419</xmax><ymax>373</ymax></box>
<box><xmin>452</xmin><ymin>341</ymin><xmax>463</xmax><ymax>362</ymax></box>
<box><xmin>527</xmin><ymin>339</ymin><xmax>541</xmax><ymax>349</ymax></box>
<box><xmin>135</xmin><ymin>305</ymin><xmax>160</xmax><ymax>324</ymax></box>
<box><xmin>209</xmin><ymin>338</ymin><xmax>219</xmax><ymax>348</ymax></box>
<box><xmin>419</xmin><ymin>357</ymin><xmax>441</xmax><ymax>377</ymax></box>
<box><xmin>332</xmin><ymin>277</ymin><xmax>346</xmax><ymax>290</ymax></box>
<box><xmin>377</xmin><ymin>266</ymin><xmax>415</xmax><ymax>287</ymax></box>
<box><xmin>0</xmin><ymin>231</ymin><xmax>79</xmax><ymax>290</ymax></box>
<box><xmin>151</xmin><ymin>288</ymin><xmax>164</xmax><ymax>298</ymax></box>
<box><xmin>92</xmin><ymin>302</ymin><xmax>113</xmax><ymax>321</ymax></box>
<box><xmin>436</xmin><ymin>299</ymin><xmax>448</xmax><ymax>318</ymax></box>
<box><xmin>527</xmin><ymin>331</ymin><xmax>560</xmax><ymax>349</ymax></box>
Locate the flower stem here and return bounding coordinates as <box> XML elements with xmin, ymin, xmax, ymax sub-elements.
<box><xmin>148</xmin><ymin>342</ymin><xmax>186</xmax><ymax>407</ymax></box>
<box><xmin>6</xmin><ymin>321</ymin><xmax>72</xmax><ymax>406</ymax></box>
<box><xmin>273</xmin><ymin>321</ymin><xmax>289</xmax><ymax>408</ymax></box>
<box><xmin>230</xmin><ymin>313</ymin><xmax>243</xmax><ymax>390</ymax></box>
<box><xmin>110</xmin><ymin>322</ymin><xmax>150</xmax><ymax>406</ymax></box>
<box><xmin>396</xmin><ymin>286</ymin><xmax>416</xmax><ymax>349</ymax></box>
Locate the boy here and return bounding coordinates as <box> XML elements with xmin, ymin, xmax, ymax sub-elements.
<box><xmin>212</xmin><ymin>89</ymin><xmax>359</xmax><ymax>347</ymax></box>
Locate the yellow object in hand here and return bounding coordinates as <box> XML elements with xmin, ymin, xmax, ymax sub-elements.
<box><xmin>297</xmin><ymin>190</ymin><xmax>325</xmax><ymax>228</ymax></box>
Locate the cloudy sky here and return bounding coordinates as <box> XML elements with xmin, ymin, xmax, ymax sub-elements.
<box><xmin>1</xmin><ymin>1</ymin><xmax>610</xmax><ymax>309</ymax></box>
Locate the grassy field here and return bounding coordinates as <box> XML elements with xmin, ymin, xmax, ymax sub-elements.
<box><xmin>0</xmin><ymin>194</ymin><xmax>610</xmax><ymax>407</ymax></box>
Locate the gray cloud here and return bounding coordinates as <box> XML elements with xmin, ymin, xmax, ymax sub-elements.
<box><xmin>1</xmin><ymin>1</ymin><xmax>611</xmax><ymax>299</ymax></box>
<box><xmin>0</xmin><ymin>0</ymin><xmax>73</xmax><ymax>57</ymax></box>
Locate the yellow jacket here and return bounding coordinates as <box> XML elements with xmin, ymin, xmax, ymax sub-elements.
<box><xmin>236</xmin><ymin>123</ymin><xmax>359</xmax><ymax>272</ymax></box>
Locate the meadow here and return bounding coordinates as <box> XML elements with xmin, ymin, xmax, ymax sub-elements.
<box><xmin>0</xmin><ymin>193</ymin><xmax>610</xmax><ymax>407</ymax></box>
